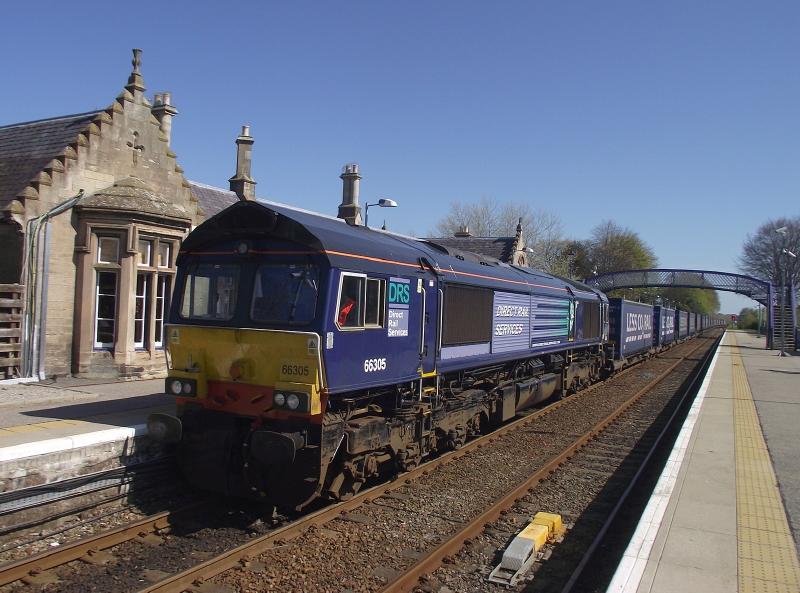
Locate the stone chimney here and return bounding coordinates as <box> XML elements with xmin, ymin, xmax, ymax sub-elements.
<box><xmin>454</xmin><ymin>225</ymin><xmax>472</xmax><ymax>237</ymax></box>
<box><xmin>151</xmin><ymin>92</ymin><xmax>178</xmax><ymax>145</ymax></box>
<box><xmin>338</xmin><ymin>163</ymin><xmax>362</xmax><ymax>226</ymax></box>
<box><xmin>228</xmin><ymin>125</ymin><xmax>256</xmax><ymax>201</ymax></box>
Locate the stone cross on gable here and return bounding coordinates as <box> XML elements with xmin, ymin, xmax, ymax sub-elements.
<box><xmin>126</xmin><ymin>131</ymin><xmax>144</xmax><ymax>166</ymax></box>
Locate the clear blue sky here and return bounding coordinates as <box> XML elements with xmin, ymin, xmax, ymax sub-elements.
<box><xmin>3</xmin><ymin>1</ymin><xmax>798</xmax><ymax>313</ymax></box>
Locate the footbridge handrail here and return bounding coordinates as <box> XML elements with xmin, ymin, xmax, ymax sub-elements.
<box><xmin>582</xmin><ymin>268</ymin><xmax>773</xmax><ymax>306</ymax></box>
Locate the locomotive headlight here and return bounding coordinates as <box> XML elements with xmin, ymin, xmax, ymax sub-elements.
<box><xmin>273</xmin><ymin>392</ymin><xmax>286</xmax><ymax>407</ymax></box>
<box><xmin>166</xmin><ymin>378</ymin><xmax>196</xmax><ymax>397</ymax></box>
<box><xmin>286</xmin><ymin>393</ymin><xmax>300</xmax><ymax>410</ymax></box>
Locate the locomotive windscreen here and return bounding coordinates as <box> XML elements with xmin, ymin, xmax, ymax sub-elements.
<box><xmin>442</xmin><ymin>285</ymin><xmax>493</xmax><ymax>346</ymax></box>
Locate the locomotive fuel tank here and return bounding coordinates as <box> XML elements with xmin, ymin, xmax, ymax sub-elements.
<box><xmin>515</xmin><ymin>373</ymin><xmax>561</xmax><ymax>410</ymax></box>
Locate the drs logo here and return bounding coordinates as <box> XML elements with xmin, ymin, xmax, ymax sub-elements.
<box><xmin>389</xmin><ymin>281</ymin><xmax>410</xmax><ymax>304</ymax></box>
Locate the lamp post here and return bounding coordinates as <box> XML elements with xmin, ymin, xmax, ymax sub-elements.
<box><xmin>364</xmin><ymin>198</ymin><xmax>398</xmax><ymax>228</ymax></box>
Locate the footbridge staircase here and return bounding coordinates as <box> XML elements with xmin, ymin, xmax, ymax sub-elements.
<box><xmin>773</xmin><ymin>285</ymin><xmax>797</xmax><ymax>352</ymax></box>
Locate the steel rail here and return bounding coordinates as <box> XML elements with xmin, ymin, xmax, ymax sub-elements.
<box><xmin>378</xmin><ymin>335</ymin><xmax>716</xmax><ymax>593</ymax></box>
<box><xmin>558</xmin><ymin>331</ymin><xmax>724</xmax><ymax>593</ymax></box>
<box><xmin>0</xmin><ymin>501</ymin><xmax>209</xmax><ymax>587</ymax></box>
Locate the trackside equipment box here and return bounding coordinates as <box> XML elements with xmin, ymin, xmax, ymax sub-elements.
<box><xmin>608</xmin><ymin>298</ymin><xmax>654</xmax><ymax>359</ymax></box>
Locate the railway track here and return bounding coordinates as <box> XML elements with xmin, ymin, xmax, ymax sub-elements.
<box><xmin>0</xmin><ymin>333</ymin><xmax>720</xmax><ymax>593</ymax></box>
<box><xmin>384</xmin><ymin>332</ymin><xmax>722</xmax><ymax>593</ymax></box>
<box><xmin>0</xmin><ymin>458</ymin><xmax>200</xmax><ymax>567</ymax></box>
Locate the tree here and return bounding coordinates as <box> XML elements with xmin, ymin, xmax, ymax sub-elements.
<box><xmin>434</xmin><ymin>196</ymin><xmax>502</xmax><ymax>238</ymax></box>
<box><xmin>570</xmin><ymin>221</ymin><xmax>657</xmax><ymax>300</ymax></box>
<box><xmin>736</xmin><ymin>307</ymin><xmax>759</xmax><ymax>331</ymax></box>
<box><xmin>558</xmin><ymin>240</ymin><xmax>593</xmax><ymax>280</ymax></box>
<box><xmin>739</xmin><ymin>217</ymin><xmax>800</xmax><ymax>287</ymax></box>
<box><xmin>588</xmin><ymin>220</ymin><xmax>658</xmax><ymax>274</ymax></box>
<box><xmin>432</xmin><ymin>197</ymin><xmax>565</xmax><ymax>273</ymax></box>
<box><xmin>659</xmin><ymin>286</ymin><xmax>720</xmax><ymax>314</ymax></box>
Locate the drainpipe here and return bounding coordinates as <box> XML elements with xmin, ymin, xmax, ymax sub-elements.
<box><xmin>21</xmin><ymin>190</ymin><xmax>84</xmax><ymax>379</ymax></box>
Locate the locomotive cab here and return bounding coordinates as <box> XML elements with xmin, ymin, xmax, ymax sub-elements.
<box><xmin>150</xmin><ymin>200</ymin><xmax>439</xmax><ymax>508</ymax></box>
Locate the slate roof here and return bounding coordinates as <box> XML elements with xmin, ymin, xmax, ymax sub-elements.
<box><xmin>0</xmin><ymin>111</ymin><xmax>101</xmax><ymax>208</ymax></box>
<box><xmin>424</xmin><ymin>235</ymin><xmax>517</xmax><ymax>263</ymax></box>
<box><xmin>188</xmin><ymin>180</ymin><xmax>240</xmax><ymax>218</ymax></box>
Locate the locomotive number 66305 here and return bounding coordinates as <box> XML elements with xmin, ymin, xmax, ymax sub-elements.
<box><xmin>364</xmin><ymin>357</ymin><xmax>387</xmax><ymax>373</ymax></box>
<box><xmin>281</xmin><ymin>364</ymin><xmax>310</xmax><ymax>377</ymax></box>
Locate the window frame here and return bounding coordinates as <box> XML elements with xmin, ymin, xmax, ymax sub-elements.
<box><xmin>94</xmin><ymin>270</ymin><xmax>118</xmax><ymax>349</ymax></box>
<box><xmin>157</xmin><ymin>241</ymin><xmax>173</xmax><ymax>269</ymax></box>
<box><xmin>154</xmin><ymin>274</ymin><xmax>170</xmax><ymax>348</ymax></box>
<box><xmin>133</xmin><ymin>273</ymin><xmax>151</xmax><ymax>349</ymax></box>
<box><xmin>97</xmin><ymin>236</ymin><xmax>120</xmax><ymax>265</ymax></box>
<box><xmin>93</xmin><ymin>235</ymin><xmax>122</xmax><ymax>350</ymax></box>
<box><xmin>335</xmin><ymin>272</ymin><xmax>366</xmax><ymax>330</ymax></box>
<box><xmin>179</xmin><ymin>262</ymin><xmax>240</xmax><ymax>322</ymax></box>
<box><xmin>364</xmin><ymin>278</ymin><xmax>386</xmax><ymax>328</ymax></box>
<box><xmin>334</xmin><ymin>272</ymin><xmax>386</xmax><ymax>331</ymax></box>
<box><xmin>137</xmin><ymin>238</ymin><xmax>153</xmax><ymax>267</ymax></box>
<box><xmin>134</xmin><ymin>237</ymin><xmax>176</xmax><ymax>349</ymax></box>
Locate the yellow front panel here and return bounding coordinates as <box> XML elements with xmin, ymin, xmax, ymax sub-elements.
<box><xmin>166</xmin><ymin>325</ymin><xmax>324</xmax><ymax>411</ymax></box>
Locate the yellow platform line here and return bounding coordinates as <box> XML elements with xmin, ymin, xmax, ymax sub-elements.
<box><xmin>731</xmin><ymin>333</ymin><xmax>800</xmax><ymax>592</ymax></box>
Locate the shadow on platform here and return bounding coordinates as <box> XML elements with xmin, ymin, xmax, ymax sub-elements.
<box><xmin>21</xmin><ymin>392</ymin><xmax>173</xmax><ymax>425</ymax></box>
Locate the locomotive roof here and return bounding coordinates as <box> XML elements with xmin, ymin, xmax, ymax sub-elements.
<box><xmin>180</xmin><ymin>200</ymin><xmax>600</xmax><ymax>298</ymax></box>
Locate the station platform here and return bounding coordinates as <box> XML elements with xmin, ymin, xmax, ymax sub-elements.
<box><xmin>0</xmin><ymin>378</ymin><xmax>171</xmax><ymax>495</ymax></box>
<box><xmin>609</xmin><ymin>330</ymin><xmax>800</xmax><ymax>593</ymax></box>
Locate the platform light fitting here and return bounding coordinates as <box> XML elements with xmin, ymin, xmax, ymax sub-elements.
<box><xmin>364</xmin><ymin>198</ymin><xmax>398</xmax><ymax>228</ymax></box>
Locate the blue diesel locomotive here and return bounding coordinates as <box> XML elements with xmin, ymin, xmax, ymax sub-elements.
<box><xmin>149</xmin><ymin>199</ymin><xmax>718</xmax><ymax>509</ymax></box>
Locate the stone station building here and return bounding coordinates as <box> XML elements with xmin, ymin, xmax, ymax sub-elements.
<box><xmin>0</xmin><ymin>50</ymin><xmax>245</xmax><ymax>379</ymax></box>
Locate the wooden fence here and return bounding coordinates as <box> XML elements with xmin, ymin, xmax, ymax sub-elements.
<box><xmin>0</xmin><ymin>284</ymin><xmax>24</xmax><ymax>379</ymax></box>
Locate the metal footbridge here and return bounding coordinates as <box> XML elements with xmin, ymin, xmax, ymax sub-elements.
<box><xmin>582</xmin><ymin>269</ymin><xmax>796</xmax><ymax>351</ymax></box>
